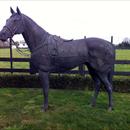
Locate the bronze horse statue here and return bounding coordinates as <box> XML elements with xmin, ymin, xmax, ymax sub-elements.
<box><xmin>0</xmin><ymin>7</ymin><xmax>115</xmax><ymax>111</ymax></box>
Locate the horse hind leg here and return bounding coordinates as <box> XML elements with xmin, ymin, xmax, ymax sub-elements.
<box><xmin>97</xmin><ymin>72</ymin><xmax>113</xmax><ymax>111</ymax></box>
<box><xmin>108</xmin><ymin>70</ymin><xmax>113</xmax><ymax>85</ymax></box>
<box><xmin>86</xmin><ymin>63</ymin><xmax>101</xmax><ymax>107</ymax></box>
<box><xmin>91</xmin><ymin>76</ymin><xmax>101</xmax><ymax>107</ymax></box>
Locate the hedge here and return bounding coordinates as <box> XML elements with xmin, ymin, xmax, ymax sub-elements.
<box><xmin>0</xmin><ymin>74</ymin><xmax>130</xmax><ymax>92</ymax></box>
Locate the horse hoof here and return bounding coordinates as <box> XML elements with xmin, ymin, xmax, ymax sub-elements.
<box><xmin>42</xmin><ymin>108</ymin><xmax>47</xmax><ymax>112</ymax></box>
<box><xmin>91</xmin><ymin>104</ymin><xmax>96</xmax><ymax>107</ymax></box>
<box><xmin>88</xmin><ymin>104</ymin><xmax>95</xmax><ymax>108</ymax></box>
<box><xmin>41</xmin><ymin>108</ymin><xmax>48</xmax><ymax>112</ymax></box>
<box><xmin>41</xmin><ymin>106</ymin><xmax>48</xmax><ymax>112</ymax></box>
<box><xmin>108</xmin><ymin>107</ymin><xmax>113</xmax><ymax>111</ymax></box>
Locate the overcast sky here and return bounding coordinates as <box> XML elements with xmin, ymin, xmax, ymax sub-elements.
<box><xmin>0</xmin><ymin>1</ymin><xmax>130</xmax><ymax>44</ymax></box>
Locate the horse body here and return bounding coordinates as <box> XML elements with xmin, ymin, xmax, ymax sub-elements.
<box><xmin>31</xmin><ymin>35</ymin><xmax>114</xmax><ymax>73</ymax></box>
<box><xmin>0</xmin><ymin>7</ymin><xmax>115</xmax><ymax>111</ymax></box>
<box><xmin>31</xmin><ymin>36</ymin><xmax>89</xmax><ymax>72</ymax></box>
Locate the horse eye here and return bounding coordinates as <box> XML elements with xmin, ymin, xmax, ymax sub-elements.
<box><xmin>14</xmin><ymin>18</ymin><xmax>20</xmax><ymax>23</ymax></box>
<box><xmin>14</xmin><ymin>19</ymin><xmax>17</xmax><ymax>22</ymax></box>
<box><xmin>14</xmin><ymin>19</ymin><xmax>19</xmax><ymax>23</ymax></box>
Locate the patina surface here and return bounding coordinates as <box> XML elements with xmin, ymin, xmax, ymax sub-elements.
<box><xmin>0</xmin><ymin>7</ymin><xmax>115</xmax><ymax>111</ymax></box>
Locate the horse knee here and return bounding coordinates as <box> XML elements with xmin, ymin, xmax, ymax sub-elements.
<box><xmin>105</xmin><ymin>86</ymin><xmax>112</xmax><ymax>97</ymax></box>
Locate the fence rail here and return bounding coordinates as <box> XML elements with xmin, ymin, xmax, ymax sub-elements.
<box><xmin>0</xmin><ymin>57</ymin><xmax>130</xmax><ymax>76</ymax></box>
<box><xmin>0</xmin><ymin>36</ymin><xmax>130</xmax><ymax>76</ymax></box>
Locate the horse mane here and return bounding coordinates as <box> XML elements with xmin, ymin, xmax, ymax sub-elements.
<box><xmin>22</xmin><ymin>14</ymin><xmax>48</xmax><ymax>34</ymax></box>
<box><xmin>22</xmin><ymin>14</ymin><xmax>73</xmax><ymax>43</ymax></box>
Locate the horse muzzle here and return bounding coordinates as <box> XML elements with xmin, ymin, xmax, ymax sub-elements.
<box><xmin>0</xmin><ymin>31</ymin><xmax>11</xmax><ymax>42</ymax></box>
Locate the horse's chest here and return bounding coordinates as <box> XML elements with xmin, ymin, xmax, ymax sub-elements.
<box><xmin>31</xmin><ymin>45</ymin><xmax>51</xmax><ymax>68</ymax></box>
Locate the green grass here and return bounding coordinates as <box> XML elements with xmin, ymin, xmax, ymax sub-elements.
<box><xmin>115</xmin><ymin>49</ymin><xmax>130</xmax><ymax>72</ymax></box>
<box><xmin>116</xmin><ymin>49</ymin><xmax>130</xmax><ymax>60</ymax></box>
<box><xmin>0</xmin><ymin>48</ymin><xmax>30</xmax><ymax>58</ymax></box>
<box><xmin>0</xmin><ymin>48</ymin><xmax>30</xmax><ymax>69</ymax></box>
<box><xmin>0</xmin><ymin>88</ymin><xmax>129</xmax><ymax>130</ymax></box>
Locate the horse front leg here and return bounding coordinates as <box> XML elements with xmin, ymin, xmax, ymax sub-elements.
<box><xmin>39</xmin><ymin>70</ymin><xmax>49</xmax><ymax>112</ymax></box>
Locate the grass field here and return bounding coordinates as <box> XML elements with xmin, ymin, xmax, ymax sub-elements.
<box><xmin>0</xmin><ymin>48</ymin><xmax>30</xmax><ymax>69</ymax></box>
<box><xmin>115</xmin><ymin>49</ymin><xmax>130</xmax><ymax>72</ymax></box>
<box><xmin>0</xmin><ymin>88</ymin><xmax>129</xmax><ymax>130</ymax></box>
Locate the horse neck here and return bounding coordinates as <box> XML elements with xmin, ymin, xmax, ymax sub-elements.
<box><xmin>22</xmin><ymin>15</ymin><xmax>49</xmax><ymax>52</ymax></box>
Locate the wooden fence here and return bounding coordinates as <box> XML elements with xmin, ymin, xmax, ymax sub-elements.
<box><xmin>0</xmin><ymin>36</ymin><xmax>130</xmax><ymax>76</ymax></box>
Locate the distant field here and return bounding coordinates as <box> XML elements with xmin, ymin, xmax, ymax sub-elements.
<box><xmin>116</xmin><ymin>49</ymin><xmax>130</xmax><ymax>60</ymax></box>
<box><xmin>0</xmin><ymin>48</ymin><xmax>30</xmax><ymax>69</ymax></box>
<box><xmin>0</xmin><ymin>48</ymin><xmax>30</xmax><ymax>58</ymax></box>
<box><xmin>0</xmin><ymin>48</ymin><xmax>130</xmax><ymax>72</ymax></box>
<box><xmin>115</xmin><ymin>49</ymin><xmax>130</xmax><ymax>72</ymax></box>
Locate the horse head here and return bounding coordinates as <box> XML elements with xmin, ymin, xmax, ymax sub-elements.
<box><xmin>0</xmin><ymin>7</ymin><xmax>24</xmax><ymax>41</ymax></box>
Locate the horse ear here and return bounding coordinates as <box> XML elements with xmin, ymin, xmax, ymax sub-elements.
<box><xmin>10</xmin><ymin>7</ymin><xmax>15</xmax><ymax>14</ymax></box>
<box><xmin>16</xmin><ymin>7</ymin><xmax>21</xmax><ymax>15</ymax></box>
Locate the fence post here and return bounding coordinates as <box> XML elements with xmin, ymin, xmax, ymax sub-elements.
<box><xmin>9</xmin><ymin>38</ymin><xmax>13</xmax><ymax>73</ymax></box>
<box><xmin>111</xmin><ymin>36</ymin><xmax>115</xmax><ymax>84</ymax></box>
<box><xmin>111</xmin><ymin>36</ymin><xmax>113</xmax><ymax>44</ymax></box>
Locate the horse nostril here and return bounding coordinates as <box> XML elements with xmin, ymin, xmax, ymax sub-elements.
<box><xmin>0</xmin><ymin>32</ymin><xmax>2</xmax><ymax>37</ymax></box>
<box><xmin>3</xmin><ymin>32</ymin><xmax>5</xmax><ymax>36</ymax></box>
<box><xmin>0</xmin><ymin>32</ymin><xmax>6</xmax><ymax>40</ymax></box>
<box><xmin>0</xmin><ymin>32</ymin><xmax>6</xmax><ymax>37</ymax></box>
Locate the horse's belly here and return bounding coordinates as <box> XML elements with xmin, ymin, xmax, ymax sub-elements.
<box><xmin>51</xmin><ymin>56</ymin><xmax>87</xmax><ymax>72</ymax></box>
<box><xmin>31</xmin><ymin>56</ymin><xmax>86</xmax><ymax>73</ymax></box>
